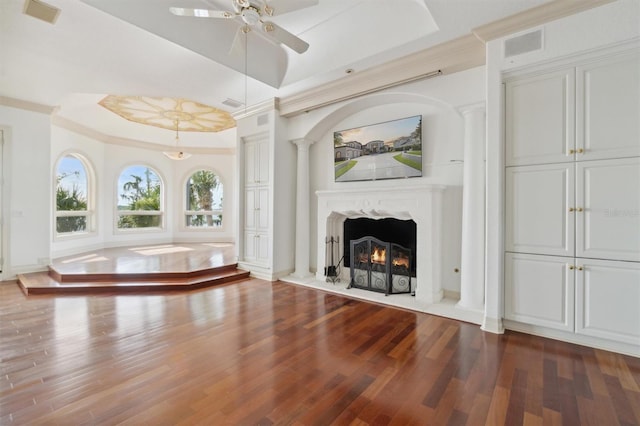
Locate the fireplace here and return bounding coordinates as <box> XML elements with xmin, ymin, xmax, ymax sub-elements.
<box><xmin>349</xmin><ymin>237</ymin><xmax>412</xmax><ymax>295</ymax></box>
<box><xmin>316</xmin><ymin>185</ymin><xmax>445</xmax><ymax>305</ymax></box>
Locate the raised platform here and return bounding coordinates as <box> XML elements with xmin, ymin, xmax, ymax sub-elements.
<box><xmin>17</xmin><ymin>243</ymin><xmax>250</xmax><ymax>295</ymax></box>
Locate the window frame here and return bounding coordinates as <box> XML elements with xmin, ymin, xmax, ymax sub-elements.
<box><xmin>182</xmin><ymin>168</ymin><xmax>224</xmax><ymax>231</ymax></box>
<box><xmin>115</xmin><ymin>163</ymin><xmax>165</xmax><ymax>233</ymax></box>
<box><xmin>54</xmin><ymin>152</ymin><xmax>96</xmax><ymax>240</ymax></box>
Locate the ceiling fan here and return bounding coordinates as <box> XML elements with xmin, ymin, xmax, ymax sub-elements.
<box><xmin>170</xmin><ymin>0</ymin><xmax>311</xmax><ymax>54</ymax></box>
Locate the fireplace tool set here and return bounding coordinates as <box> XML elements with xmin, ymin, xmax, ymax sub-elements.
<box><xmin>324</xmin><ymin>236</ymin><xmax>341</xmax><ymax>284</ymax></box>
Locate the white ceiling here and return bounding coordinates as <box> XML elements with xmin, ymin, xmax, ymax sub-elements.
<box><xmin>0</xmin><ymin>0</ymin><xmax>553</xmax><ymax>148</ymax></box>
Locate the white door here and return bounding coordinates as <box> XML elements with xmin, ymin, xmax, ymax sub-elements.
<box><xmin>505</xmin><ymin>163</ymin><xmax>575</xmax><ymax>256</ymax></box>
<box><xmin>576</xmin><ymin>52</ymin><xmax>640</xmax><ymax>161</ymax></box>
<box><xmin>505</xmin><ymin>69</ymin><xmax>575</xmax><ymax>166</ymax></box>
<box><xmin>575</xmin><ymin>258</ymin><xmax>640</xmax><ymax>345</ymax></box>
<box><xmin>505</xmin><ymin>252</ymin><xmax>575</xmax><ymax>331</ymax></box>
<box><xmin>576</xmin><ymin>158</ymin><xmax>640</xmax><ymax>262</ymax></box>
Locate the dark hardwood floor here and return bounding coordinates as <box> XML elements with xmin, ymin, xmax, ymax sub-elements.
<box><xmin>1</xmin><ymin>279</ymin><xmax>639</xmax><ymax>425</ymax></box>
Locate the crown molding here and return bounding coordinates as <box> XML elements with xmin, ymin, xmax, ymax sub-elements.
<box><xmin>52</xmin><ymin>116</ymin><xmax>235</xmax><ymax>155</ymax></box>
<box><xmin>279</xmin><ymin>34</ymin><xmax>485</xmax><ymax>117</ymax></box>
<box><xmin>231</xmin><ymin>98</ymin><xmax>279</xmax><ymax>120</ymax></box>
<box><xmin>472</xmin><ymin>0</ymin><xmax>616</xmax><ymax>42</ymax></box>
<box><xmin>0</xmin><ymin>96</ymin><xmax>56</xmax><ymax>115</ymax></box>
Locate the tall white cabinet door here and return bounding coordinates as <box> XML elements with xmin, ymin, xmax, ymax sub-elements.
<box><xmin>575</xmin><ymin>258</ymin><xmax>640</xmax><ymax>345</ymax></box>
<box><xmin>505</xmin><ymin>69</ymin><xmax>575</xmax><ymax>166</ymax></box>
<box><xmin>505</xmin><ymin>164</ymin><xmax>575</xmax><ymax>256</ymax></box>
<box><xmin>244</xmin><ymin>138</ymin><xmax>270</xmax><ymax>185</ymax></box>
<box><xmin>505</xmin><ymin>253</ymin><xmax>575</xmax><ymax>331</ymax></box>
<box><xmin>576</xmin><ymin>53</ymin><xmax>640</xmax><ymax>161</ymax></box>
<box><xmin>576</xmin><ymin>158</ymin><xmax>640</xmax><ymax>262</ymax></box>
<box><xmin>245</xmin><ymin>189</ymin><xmax>257</xmax><ymax>229</ymax></box>
<box><xmin>256</xmin><ymin>187</ymin><xmax>269</xmax><ymax>231</ymax></box>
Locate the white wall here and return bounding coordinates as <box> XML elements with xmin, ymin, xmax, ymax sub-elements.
<box><xmin>484</xmin><ymin>0</ymin><xmax>640</xmax><ymax>332</ymax></box>
<box><xmin>287</xmin><ymin>66</ymin><xmax>485</xmax><ymax>293</ymax></box>
<box><xmin>0</xmin><ymin>105</ymin><xmax>51</xmax><ymax>277</ymax></box>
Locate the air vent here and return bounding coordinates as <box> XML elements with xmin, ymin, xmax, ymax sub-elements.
<box><xmin>222</xmin><ymin>98</ymin><xmax>243</xmax><ymax>109</ymax></box>
<box><xmin>257</xmin><ymin>114</ymin><xmax>269</xmax><ymax>126</ymax></box>
<box><xmin>504</xmin><ymin>29</ymin><xmax>543</xmax><ymax>58</ymax></box>
<box><xmin>23</xmin><ymin>0</ymin><xmax>60</xmax><ymax>24</ymax></box>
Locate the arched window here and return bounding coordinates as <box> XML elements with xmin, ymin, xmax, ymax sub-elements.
<box><xmin>117</xmin><ymin>165</ymin><xmax>163</xmax><ymax>229</ymax></box>
<box><xmin>185</xmin><ymin>169</ymin><xmax>223</xmax><ymax>228</ymax></box>
<box><xmin>55</xmin><ymin>154</ymin><xmax>93</xmax><ymax>236</ymax></box>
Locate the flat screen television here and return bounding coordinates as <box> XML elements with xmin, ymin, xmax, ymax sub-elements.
<box><xmin>333</xmin><ymin>114</ymin><xmax>422</xmax><ymax>182</ymax></box>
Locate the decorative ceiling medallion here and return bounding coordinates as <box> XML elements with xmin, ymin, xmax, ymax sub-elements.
<box><xmin>98</xmin><ymin>96</ymin><xmax>236</xmax><ymax>132</ymax></box>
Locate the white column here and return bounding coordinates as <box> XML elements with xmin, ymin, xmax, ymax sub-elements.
<box><xmin>457</xmin><ymin>103</ymin><xmax>486</xmax><ymax>311</ymax></box>
<box><xmin>291</xmin><ymin>138</ymin><xmax>315</xmax><ymax>278</ymax></box>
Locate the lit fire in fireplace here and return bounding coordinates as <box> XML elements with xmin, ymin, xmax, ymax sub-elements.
<box><xmin>358</xmin><ymin>246</ymin><xmax>410</xmax><ymax>269</ymax></box>
<box><xmin>371</xmin><ymin>247</ymin><xmax>385</xmax><ymax>264</ymax></box>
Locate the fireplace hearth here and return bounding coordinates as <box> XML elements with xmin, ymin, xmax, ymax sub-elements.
<box><xmin>349</xmin><ymin>236</ymin><xmax>412</xmax><ymax>296</ymax></box>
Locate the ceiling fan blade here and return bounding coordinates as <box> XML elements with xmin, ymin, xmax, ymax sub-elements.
<box><xmin>169</xmin><ymin>7</ymin><xmax>233</xmax><ymax>19</ymax></box>
<box><xmin>262</xmin><ymin>21</ymin><xmax>309</xmax><ymax>54</ymax></box>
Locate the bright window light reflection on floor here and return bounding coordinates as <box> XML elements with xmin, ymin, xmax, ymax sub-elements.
<box><xmin>61</xmin><ymin>254</ymin><xmax>109</xmax><ymax>264</ymax></box>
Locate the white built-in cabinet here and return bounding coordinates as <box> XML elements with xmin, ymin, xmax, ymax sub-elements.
<box><xmin>242</xmin><ymin>134</ymin><xmax>271</xmax><ymax>266</ymax></box>
<box><xmin>504</xmin><ymin>50</ymin><xmax>640</xmax><ymax>350</ymax></box>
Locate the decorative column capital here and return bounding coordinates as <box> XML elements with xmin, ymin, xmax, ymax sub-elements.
<box><xmin>457</xmin><ymin>102</ymin><xmax>486</xmax><ymax>117</ymax></box>
<box><xmin>291</xmin><ymin>138</ymin><xmax>316</xmax><ymax>151</ymax></box>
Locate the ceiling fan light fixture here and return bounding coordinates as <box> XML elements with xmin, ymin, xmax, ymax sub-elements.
<box><xmin>241</xmin><ymin>7</ymin><xmax>260</xmax><ymax>26</ymax></box>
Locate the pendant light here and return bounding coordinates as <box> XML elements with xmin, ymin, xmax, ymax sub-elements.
<box><xmin>163</xmin><ymin>119</ymin><xmax>191</xmax><ymax>160</ymax></box>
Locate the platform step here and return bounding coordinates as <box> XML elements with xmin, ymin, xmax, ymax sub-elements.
<box><xmin>18</xmin><ymin>268</ymin><xmax>251</xmax><ymax>295</ymax></box>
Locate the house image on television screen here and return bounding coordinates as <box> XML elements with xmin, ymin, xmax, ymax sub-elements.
<box><xmin>333</xmin><ymin>115</ymin><xmax>422</xmax><ymax>182</ymax></box>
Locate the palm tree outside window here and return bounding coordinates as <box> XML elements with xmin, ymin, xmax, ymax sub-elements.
<box><xmin>185</xmin><ymin>170</ymin><xmax>223</xmax><ymax>228</ymax></box>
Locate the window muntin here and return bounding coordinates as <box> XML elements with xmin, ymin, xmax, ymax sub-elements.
<box><xmin>117</xmin><ymin>165</ymin><xmax>163</xmax><ymax>229</ymax></box>
<box><xmin>56</xmin><ymin>154</ymin><xmax>91</xmax><ymax>235</ymax></box>
<box><xmin>185</xmin><ymin>170</ymin><xmax>223</xmax><ymax>228</ymax></box>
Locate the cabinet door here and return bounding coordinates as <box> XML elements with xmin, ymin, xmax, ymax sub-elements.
<box><xmin>505</xmin><ymin>69</ymin><xmax>575</xmax><ymax>166</ymax></box>
<box><xmin>256</xmin><ymin>233</ymin><xmax>270</xmax><ymax>264</ymax></box>
<box><xmin>245</xmin><ymin>139</ymin><xmax>270</xmax><ymax>185</ymax></box>
<box><xmin>505</xmin><ymin>253</ymin><xmax>575</xmax><ymax>331</ymax></box>
<box><xmin>577</xmin><ymin>53</ymin><xmax>640</xmax><ymax>160</ymax></box>
<box><xmin>576</xmin><ymin>158</ymin><xmax>640</xmax><ymax>262</ymax></box>
<box><xmin>257</xmin><ymin>139</ymin><xmax>270</xmax><ymax>185</ymax></box>
<box><xmin>256</xmin><ymin>187</ymin><xmax>269</xmax><ymax>231</ymax></box>
<box><xmin>505</xmin><ymin>163</ymin><xmax>575</xmax><ymax>256</ymax></box>
<box><xmin>244</xmin><ymin>231</ymin><xmax>257</xmax><ymax>261</ymax></box>
<box><xmin>245</xmin><ymin>141</ymin><xmax>258</xmax><ymax>185</ymax></box>
<box><xmin>245</xmin><ymin>189</ymin><xmax>257</xmax><ymax>229</ymax></box>
<box><xmin>575</xmin><ymin>258</ymin><xmax>640</xmax><ymax>345</ymax></box>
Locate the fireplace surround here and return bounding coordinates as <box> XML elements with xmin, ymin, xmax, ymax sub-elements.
<box><xmin>316</xmin><ymin>185</ymin><xmax>445</xmax><ymax>305</ymax></box>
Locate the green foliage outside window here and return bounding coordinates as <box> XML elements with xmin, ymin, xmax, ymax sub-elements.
<box><xmin>186</xmin><ymin>170</ymin><xmax>223</xmax><ymax>228</ymax></box>
<box><xmin>118</xmin><ymin>167</ymin><xmax>162</xmax><ymax>229</ymax></box>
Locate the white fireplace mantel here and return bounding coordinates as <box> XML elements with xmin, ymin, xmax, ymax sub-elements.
<box><xmin>316</xmin><ymin>184</ymin><xmax>446</xmax><ymax>305</ymax></box>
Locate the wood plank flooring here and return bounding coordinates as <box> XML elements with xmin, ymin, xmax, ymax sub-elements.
<box><xmin>1</xmin><ymin>279</ymin><xmax>639</xmax><ymax>425</ymax></box>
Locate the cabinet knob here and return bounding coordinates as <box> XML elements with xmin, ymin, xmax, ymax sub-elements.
<box><xmin>568</xmin><ymin>265</ymin><xmax>575</xmax><ymax>270</ymax></box>
<box><xmin>568</xmin><ymin>149</ymin><xmax>576</xmax><ymax>155</ymax></box>
<box><xmin>569</xmin><ymin>207</ymin><xmax>575</xmax><ymax>212</ymax></box>
<box><xmin>577</xmin><ymin>148</ymin><xmax>584</xmax><ymax>154</ymax></box>
<box><xmin>256</xmin><ymin>235</ymin><xmax>260</xmax><ymax>239</ymax></box>
<box><xmin>576</xmin><ymin>207</ymin><xmax>583</xmax><ymax>212</ymax></box>
<box><xmin>577</xmin><ymin>266</ymin><xmax>584</xmax><ymax>271</ymax></box>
